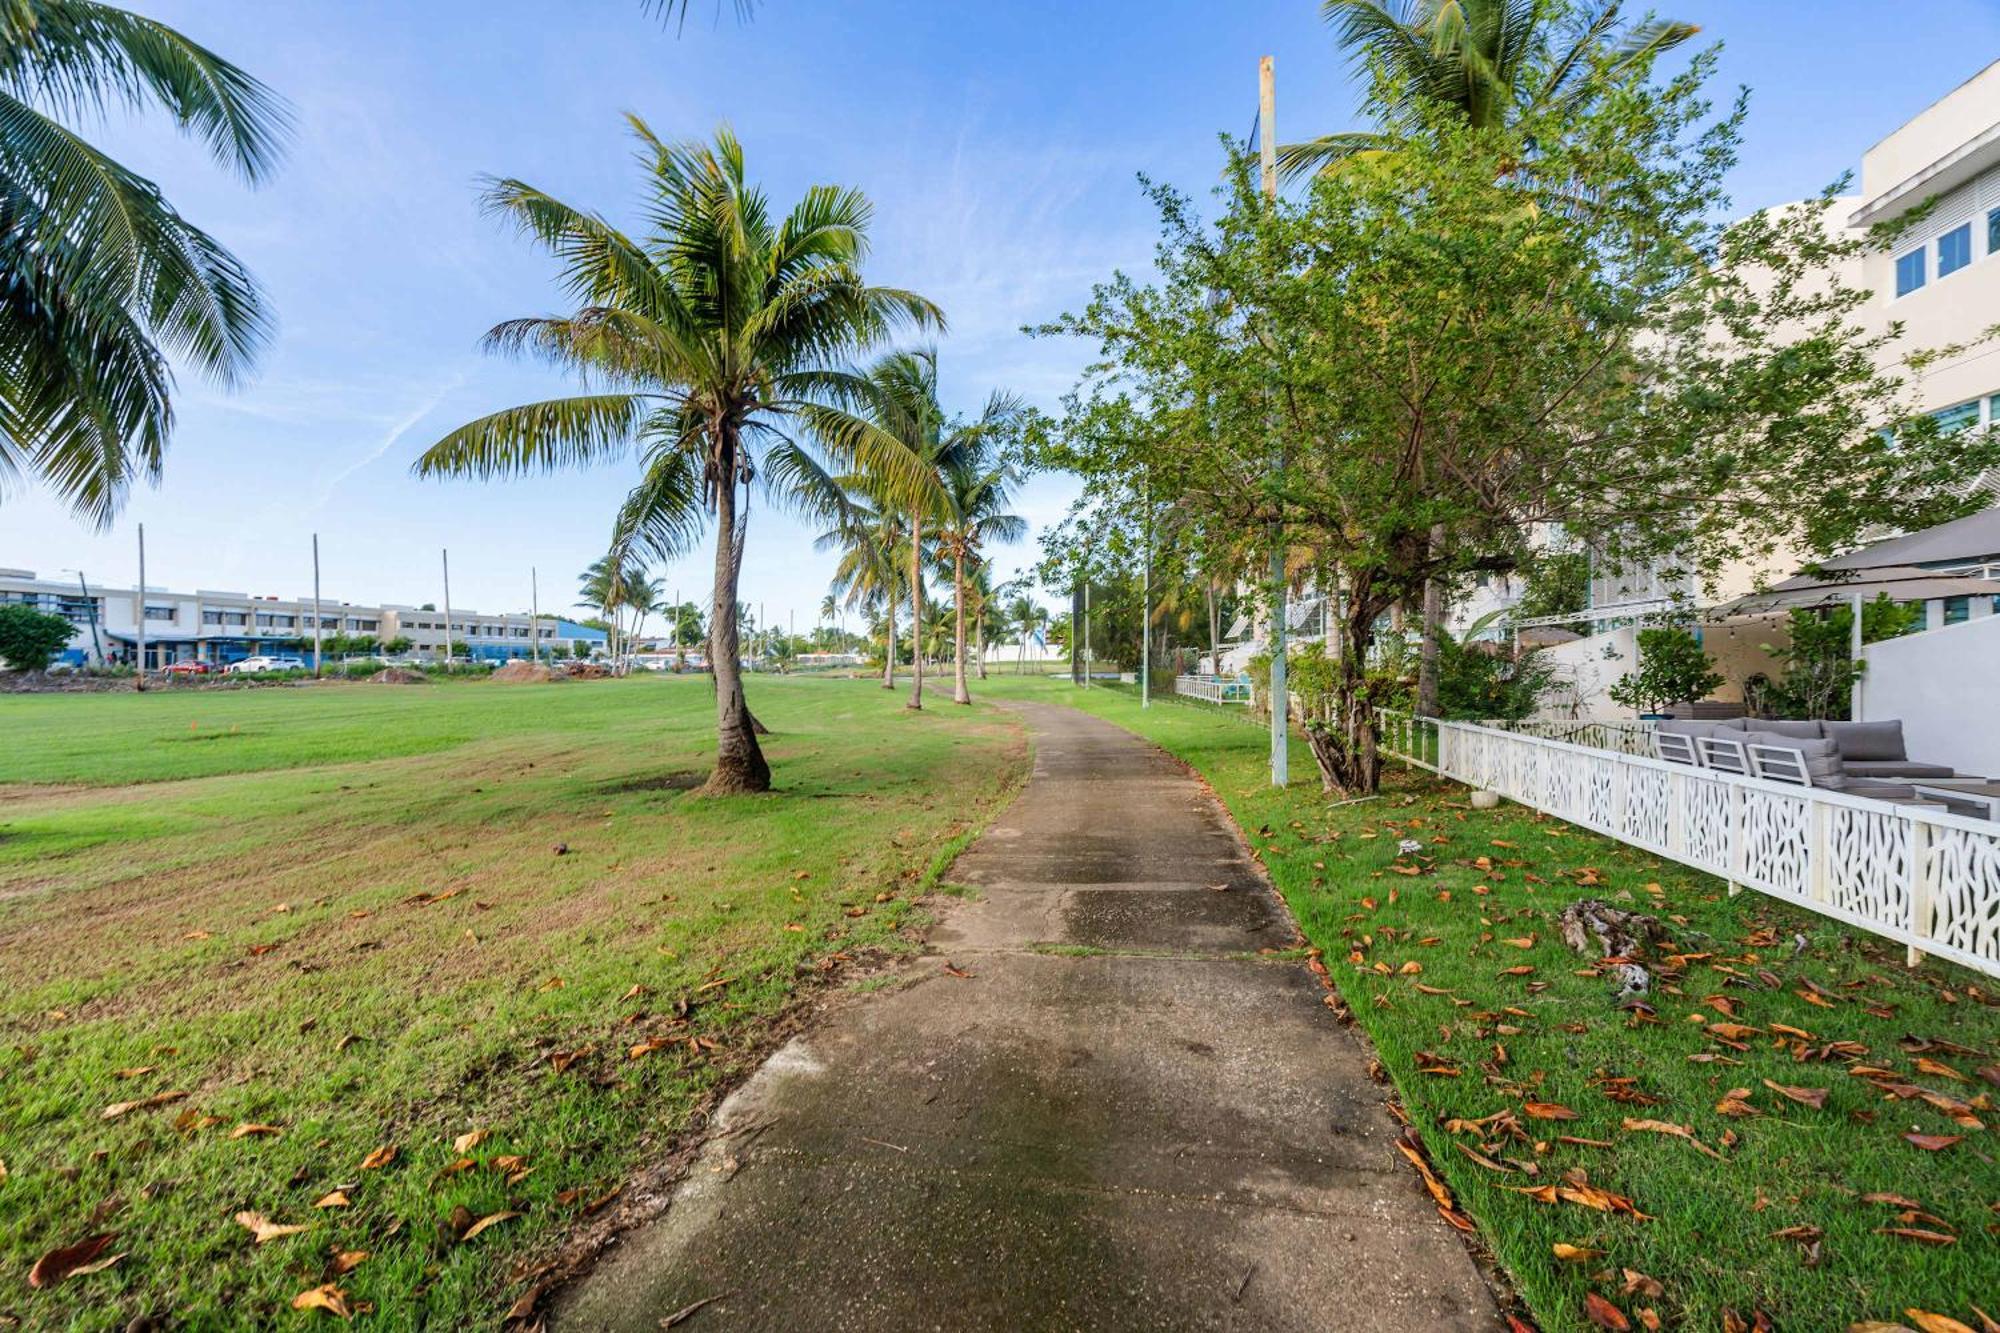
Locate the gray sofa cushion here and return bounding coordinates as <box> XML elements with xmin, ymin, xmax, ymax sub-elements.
<box><xmin>1657</xmin><ymin>719</ymin><xmax>1730</xmax><ymax>739</ymax></box>
<box><xmin>1842</xmin><ymin>760</ymin><xmax>1956</xmax><ymax>780</ymax></box>
<box><xmin>1757</xmin><ymin>719</ymin><xmax>1827</xmax><ymax>741</ymax></box>
<box><xmin>1742</xmin><ymin>731</ymin><xmax>1844</xmax><ymax>787</ymax></box>
<box><xmin>1825</xmin><ymin>720</ymin><xmax>1907</xmax><ymax>762</ymax></box>
<box><xmin>1713</xmin><ymin>717</ymin><xmax>1751</xmax><ymax>731</ymax></box>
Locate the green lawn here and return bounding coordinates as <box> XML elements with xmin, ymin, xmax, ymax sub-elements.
<box><xmin>0</xmin><ymin>675</ymin><xmax>1024</xmax><ymax>1330</ymax></box>
<box><xmin>983</xmin><ymin>679</ymin><xmax>1999</xmax><ymax>1333</ymax></box>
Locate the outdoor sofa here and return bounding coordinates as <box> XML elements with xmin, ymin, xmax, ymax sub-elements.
<box><xmin>1652</xmin><ymin>717</ymin><xmax>1962</xmax><ymax>807</ymax></box>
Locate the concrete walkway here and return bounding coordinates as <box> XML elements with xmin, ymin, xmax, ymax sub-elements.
<box><xmin>556</xmin><ymin>703</ymin><xmax>1498</xmax><ymax>1331</ymax></box>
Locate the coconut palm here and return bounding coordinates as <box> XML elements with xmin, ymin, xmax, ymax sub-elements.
<box><xmin>1</xmin><ymin>1</ymin><xmax>290</xmax><ymax>527</ymax></box>
<box><xmin>808</xmin><ymin>348</ymin><xmax>1020</xmax><ymax>709</ymax></box>
<box><xmin>1277</xmin><ymin>0</ymin><xmax>1697</xmax><ymax>180</ymax></box>
<box><xmin>416</xmin><ymin>120</ymin><xmax>939</xmax><ymax>792</ymax></box>
<box><xmin>935</xmin><ymin>437</ymin><xmax>1026</xmax><ymax>703</ymax></box>
<box><xmin>817</xmin><ymin>490</ymin><xmax>907</xmax><ymax>689</ymax></box>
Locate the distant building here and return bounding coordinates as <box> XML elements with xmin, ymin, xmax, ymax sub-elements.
<box><xmin>0</xmin><ymin>568</ymin><xmax>605</xmax><ymax>668</ymax></box>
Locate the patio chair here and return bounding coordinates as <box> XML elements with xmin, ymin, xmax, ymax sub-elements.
<box><xmin>1695</xmin><ymin>736</ymin><xmax>1750</xmax><ymax>775</ymax></box>
<box><xmin>1742</xmin><ymin>735</ymin><xmax>1946</xmax><ymax>810</ymax></box>
<box><xmin>1654</xmin><ymin>731</ymin><xmax>1701</xmax><ymax>767</ymax></box>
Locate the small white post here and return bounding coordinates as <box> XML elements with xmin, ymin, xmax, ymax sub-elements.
<box><xmin>1906</xmin><ymin>818</ymin><xmax>1931</xmax><ymax>968</ymax></box>
<box><xmin>1850</xmin><ymin>589</ymin><xmax>1864</xmax><ymax>720</ymax></box>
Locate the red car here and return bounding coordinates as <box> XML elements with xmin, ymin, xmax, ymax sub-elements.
<box><xmin>160</xmin><ymin>660</ymin><xmax>214</xmax><ymax>676</ymax></box>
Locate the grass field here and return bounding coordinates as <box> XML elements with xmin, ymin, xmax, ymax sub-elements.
<box><xmin>0</xmin><ymin>675</ymin><xmax>1025</xmax><ymax>1330</ymax></box>
<box><xmin>986</xmin><ymin>680</ymin><xmax>1999</xmax><ymax>1333</ymax></box>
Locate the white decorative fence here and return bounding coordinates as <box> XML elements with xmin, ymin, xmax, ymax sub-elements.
<box><xmin>1481</xmin><ymin>717</ymin><xmax>1658</xmax><ymax>757</ymax></box>
<box><xmin>1381</xmin><ymin>717</ymin><xmax>2000</xmax><ymax>978</ymax></box>
<box><xmin>1174</xmin><ymin>674</ymin><xmax>1252</xmax><ymax>705</ymax></box>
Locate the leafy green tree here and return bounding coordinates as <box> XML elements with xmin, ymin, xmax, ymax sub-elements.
<box><xmin>416</xmin><ymin>121</ymin><xmax>938</xmax><ymax>792</ymax></box>
<box><xmin>1608</xmin><ymin>626</ymin><xmax>1723</xmax><ymax>716</ymax></box>
<box><xmin>383</xmin><ymin>635</ymin><xmax>414</xmax><ymax>656</ymax></box>
<box><xmin>0</xmin><ymin>603</ymin><xmax>75</xmax><ymax>671</ymax></box>
<box><xmin>1038</xmin><ymin>31</ymin><xmax>1993</xmax><ymax>792</ymax></box>
<box><xmin>1279</xmin><ymin>0</ymin><xmax>1696</xmax><ymax>179</ymax></box>
<box><xmin>1753</xmin><ymin>594</ymin><xmax>1923</xmax><ymax>720</ymax></box>
<box><xmin>1</xmin><ymin>1</ymin><xmax>289</xmax><ymax>525</ymax></box>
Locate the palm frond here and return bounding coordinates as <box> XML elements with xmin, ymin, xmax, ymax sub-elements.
<box><xmin>413</xmin><ymin>393</ymin><xmax>656</xmax><ymax>479</ymax></box>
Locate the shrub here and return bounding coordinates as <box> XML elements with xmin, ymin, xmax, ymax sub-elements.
<box><xmin>1608</xmin><ymin>626</ymin><xmax>1723</xmax><ymax>716</ymax></box>
<box><xmin>0</xmin><ymin>604</ymin><xmax>78</xmax><ymax>673</ymax></box>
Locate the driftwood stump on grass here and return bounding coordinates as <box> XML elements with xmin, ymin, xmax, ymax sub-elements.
<box><xmin>1558</xmin><ymin>899</ymin><xmax>1671</xmax><ymax>1004</ymax></box>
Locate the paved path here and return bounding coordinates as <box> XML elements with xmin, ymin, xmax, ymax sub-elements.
<box><xmin>556</xmin><ymin>703</ymin><xmax>1498</xmax><ymax>1331</ymax></box>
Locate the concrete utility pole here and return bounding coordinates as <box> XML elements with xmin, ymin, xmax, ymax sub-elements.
<box><xmin>134</xmin><ymin>524</ymin><xmax>148</xmax><ymax>686</ymax></box>
<box><xmin>441</xmin><ymin>549</ymin><xmax>454</xmax><ymax>666</ymax></box>
<box><xmin>311</xmin><ymin>533</ymin><xmax>323</xmax><ymax>679</ymax></box>
<box><xmin>531</xmin><ymin>566</ymin><xmax>541</xmax><ymax>663</ymax></box>
<box><xmin>1260</xmin><ymin>54</ymin><xmax>1288</xmax><ymax>787</ymax></box>
<box><xmin>1141</xmin><ymin>474</ymin><xmax>1151</xmax><ymax>708</ymax></box>
<box><xmin>1083</xmin><ymin>577</ymin><xmax>1092</xmax><ymax>689</ymax></box>
<box><xmin>71</xmin><ymin>571</ymin><xmax>103</xmax><ymax>664</ymax></box>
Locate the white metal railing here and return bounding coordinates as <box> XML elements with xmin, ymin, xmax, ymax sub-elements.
<box><xmin>1175</xmin><ymin>674</ymin><xmax>1252</xmax><ymax>705</ymax></box>
<box><xmin>1397</xmin><ymin>721</ymin><xmax>1999</xmax><ymax>977</ymax></box>
<box><xmin>1482</xmin><ymin>717</ymin><xmax>1659</xmax><ymax>757</ymax></box>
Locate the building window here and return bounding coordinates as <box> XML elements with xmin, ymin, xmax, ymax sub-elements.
<box><xmin>1938</xmin><ymin>223</ymin><xmax>1972</xmax><ymax>277</ymax></box>
<box><xmin>1989</xmin><ymin>207</ymin><xmax>2000</xmax><ymax>258</ymax></box>
<box><xmin>1895</xmin><ymin>247</ymin><xmax>1926</xmax><ymax>296</ymax></box>
<box><xmin>144</xmin><ymin>604</ymin><xmax>176</xmax><ymax>621</ymax></box>
<box><xmin>1943</xmin><ymin>595</ymin><xmax>1970</xmax><ymax>626</ymax></box>
<box><xmin>1932</xmin><ymin>401</ymin><xmax>1980</xmax><ymax>435</ymax></box>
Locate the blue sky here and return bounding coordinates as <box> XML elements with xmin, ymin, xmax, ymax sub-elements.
<box><xmin>8</xmin><ymin>0</ymin><xmax>2000</xmax><ymax>629</ymax></box>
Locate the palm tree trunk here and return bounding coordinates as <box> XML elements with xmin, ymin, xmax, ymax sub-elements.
<box><xmin>976</xmin><ymin>605</ymin><xmax>987</xmax><ymax>681</ymax></box>
<box><xmin>882</xmin><ymin>593</ymin><xmax>896</xmax><ymax>688</ymax></box>
<box><xmin>951</xmin><ymin>550</ymin><xmax>971</xmax><ymax>704</ymax></box>
<box><xmin>705</xmin><ymin>445</ymin><xmax>770</xmax><ymax>794</ymax></box>
<box><xmin>907</xmin><ymin>514</ymin><xmax>925</xmax><ymax>710</ymax></box>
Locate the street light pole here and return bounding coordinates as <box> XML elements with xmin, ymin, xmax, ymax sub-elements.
<box><xmin>311</xmin><ymin>533</ymin><xmax>323</xmax><ymax>679</ymax></box>
<box><xmin>441</xmin><ymin>549</ymin><xmax>454</xmax><ymax>667</ymax></box>
<box><xmin>531</xmin><ymin>566</ymin><xmax>541</xmax><ymax>663</ymax></box>
<box><xmin>135</xmin><ymin>523</ymin><xmax>148</xmax><ymax>688</ymax></box>
<box><xmin>1260</xmin><ymin>54</ymin><xmax>1288</xmax><ymax>787</ymax></box>
<box><xmin>1141</xmin><ymin>475</ymin><xmax>1151</xmax><ymax>709</ymax></box>
<box><xmin>70</xmin><ymin>570</ymin><xmax>103</xmax><ymax>665</ymax></box>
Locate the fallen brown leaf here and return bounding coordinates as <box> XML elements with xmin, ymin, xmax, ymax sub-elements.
<box><xmin>235</xmin><ymin>1211</ymin><xmax>309</xmax><ymax>1245</ymax></box>
<box><xmin>292</xmin><ymin>1283</ymin><xmax>351</xmax><ymax>1318</ymax></box>
<box><xmin>1761</xmin><ymin>1079</ymin><xmax>1829</xmax><ymax>1110</ymax></box>
<box><xmin>1906</xmin><ymin>1314</ymin><xmax>1978</xmax><ymax>1333</ymax></box>
<box><xmin>100</xmin><ymin>1090</ymin><xmax>187</xmax><ymax>1120</ymax></box>
<box><xmin>359</xmin><ymin>1145</ymin><xmax>397</xmax><ymax>1170</ymax></box>
<box><xmin>1622</xmin><ymin>1117</ymin><xmax>1721</xmax><ymax>1158</ymax></box>
<box><xmin>1551</xmin><ymin>1242</ymin><xmax>1603</xmax><ymax>1262</ymax></box>
<box><xmin>332</xmin><ymin>1249</ymin><xmax>369</xmax><ymax>1275</ymax></box>
<box><xmin>27</xmin><ymin>1233</ymin><xmax>118</xmax><ymax>1288</ymax></box>
<box><xmin>458</xmin><ymin>1210</ymin><xmax>520</xmax><ymax>1243</ymax></box>
<box><xmin>314</xmin><ymin>1191</ymin><xmax>350</xmax><ymax>1209</ymax></box>
<box><xmin>1585</xmin><ymin>1291</ymin><xmax>1631</xmax><ymax>1331</ymax></box>
<box><xmin>230</xmin><ymin>1122</ymin><xmax>283</xmax><ymax>1139</ymax></box>
<box><xmin>1875</xmin><ymin>1227</ymin><xmax>1956</xmax><ymax>1246</ymax></box>
<box><xmin>1903</xmin><ymin>1133</ymin><xmax>1963</xmax><ymax>1151</ymax></box>
<box><xmin>1523</xmin><ymin>1101</ymin><xmax>1580</xmax><ymax>1121</ymax></box>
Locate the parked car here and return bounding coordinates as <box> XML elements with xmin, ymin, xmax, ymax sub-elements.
<box><xmin>225</xmin><ymin>655</ymin><xmax>307</xmax><ymax>675</ymax></box>
<box><xmin>160</xmin><ymin>660</ymin><xmax>214</xmax><ymax>676</ymax></box>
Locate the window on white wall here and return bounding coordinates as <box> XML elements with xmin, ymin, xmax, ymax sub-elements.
<box><xmin>1989</xmin><ymin>207</ymin><xmax>2000</xmax><ymax>257</ymax></box>
<box><xmin>1938</xmin><ymin>223</ymin><xmax>1972</xmax><ymax>276</ymax></box>
<box><xmin>1895</xmin><ymin>247</ymin><xmax>1926</xmax><ymax>295</ymax></box>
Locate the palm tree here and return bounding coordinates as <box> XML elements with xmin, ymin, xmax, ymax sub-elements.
<box><xmin>1278</xmin><ymin>0</ymin><xmax>1697</xmax><ymax>180</ymax></box>
<box><xmin>966</xmin><ymin>565</ymin><xmax>998</xmax><ymax>681</ymax></box>
<box><xmin>578</xmin><ymin>555</ymin><xmax>639</xmax><ymax>664</ymax></box>
<box><xmin>1005</xmin><ymin>591</ymin><xmax>1043</xmax><ymax>675</ymax></box>
<box><xmin>810</xmin><ymin>349</ymin><xmax>1021</xmax><ymax>709</ymax></box>
<box><xmin>416</xmin><ymin>121</ymin><xmax>939</xmax><ymax>793</ymax></box>
<box><xmin>935</xmin><ymin>438</ymin><xmax>1026</xmax><ymax>703</ymax></box>
<box><xmin>1</xmin><ymin>1</ymin><xmax>290</xmax><ymax>527</ymax></box>
<box><xmin>817</xmin><ymin>491</ymin><xmax>907</xmax><ymax>689</ymax></box>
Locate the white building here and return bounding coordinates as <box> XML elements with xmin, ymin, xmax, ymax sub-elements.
<box><xmin>0</xmin><ymin>567</ymin><xmax>604</xmax><ymax>668</ymax></box>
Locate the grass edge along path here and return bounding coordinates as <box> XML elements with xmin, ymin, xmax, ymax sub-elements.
<box><xmin>985</xmin><ymin>679</ymin><xmax>1999</xmax><ymax>1333</ymax></box>
<box><xmin>0</xmin><ymin>677</ymin><xmax>1029</xmax><ymax>1331</ymax></box>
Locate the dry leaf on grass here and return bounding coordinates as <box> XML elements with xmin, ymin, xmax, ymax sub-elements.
<box><xmin>235</xmin><ymin>1212</ymin><xmax>309</xmax><ymax>1244</ymax></box>
<box><xmin>1760</xmin><ymin>1079</ymin><xmax>1828</xmax><ymax>1110</ymax></box>
<box><xmin>27</xmin><ymin>1233</ymin><xmax>119</xmax><ymax>1288</ymax></box>
<box><xmin>453</xmin><ymin>1129</ymin><xmax>491</xmax><ymax>1154</ymax></box>
<box><xmin>1905</xmin><ymin>1314</ymin><xmax>1979</xmax><ymax>1333</ymax></box>
<box><xmin>1874</xmin><ymin>1227</ymin><xmax>1956</xmax><ymax>1246</ymax></box>
<box><xmin>1622</xmin><ymin>1118</ymin><xmax>1721</xmax><ymax>1159</ymax></box>
<box><xmin>292</xmin><ymin>1283</ymin><xmax>351</xmax><ymax>1318</ymax></box>
<box><xmin>314</xmin><ymin>1191</ymin><xmax>350</xmax><ymax>1209</ymax></box>
<box><xmin>332</xmin><ymin>1249</ymin><xmax>369</xmax><ymax>1274</ymax></box>
<box><xmin>1584</xmin><ymin>1291</ymin><xmax>1631</xmax><ymax>1330</ymax></box>
<box><xmin>459</xmin><ymin>1210</ymin><xmax>520</xmax><ymax>1243</ymax></box>
<box><xmin>1552</xmin><ymin>1242</ymin><xmax>1603</xmax><ymax>1262</ymax></box>
<box><xmin>359</xmin><ymin>1145</ymin><xmax>397</xmax><ymax>1170</ymax></box>
<box><xmin>1902</xmin><ymin>1133</ymin><xmax>1963</xmax><ymax>1151</ymax></box>
<box><xmin>230</xmin><ymin>1123</ymin><xmax>283</xmax><ymax>1139</ymax></box>
<box><xmin>1523</xmin><ymin>1101</ymin><xmax>1580</xmax><ymax>1121</ymax></box>
<box><xmin>101</xmin><ymin>1090</ymin><xmax>187</xmax><ymax>1119</ymax></box>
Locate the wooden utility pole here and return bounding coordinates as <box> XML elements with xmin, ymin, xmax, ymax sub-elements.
<box><xmin>311</xmin><ymin>533</ymin><xmax>323</xmax><ymax>678</ymax></box>
<box><xmin>1260</xmin><ymin>54</ymin><xmax>1288</xmax><ymax>786</ymax></box>
<box><xmin>135</xmin><ymin>523</ymin><xmax>147</xmax><ymax>687</ymax></box>
<box><xmin>531</xmin><ymin>566</ymin><xmax>541</xmax><ymax>663</ymax></box>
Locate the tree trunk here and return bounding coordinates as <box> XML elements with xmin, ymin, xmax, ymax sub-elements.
<box><xmin>907</xmin><ymin>514</ymin><xmax>925</xmax><ymax>710</ymax></box>
<box><xmin>1308</xmin><ymin>581</ymin><xmax>1387</xmax><ymax>796</ymax></box>
<box><xmin>1417</xmin><ymin>523</ymin><xmax>1445</xmax><ymax>717</ymax></box>
<box><xmin>975</xmin><ymin>600</ymin><xmax>987</xmax><ymax>681</ymax></box>
<box><xmin>952</xmin><ymin>550</ymin><xmax>971</xmax><ymax>704</ymax></box>
<box><xmin>882</xmin><ymin>593</ymin><xmax>896</xmax><ymax>688</ymax></box>
<box><xmin>1206</xmin><ymin>584</ymin><xmax>1219</xmax><ymax>675</ymax></box>
<box><xmin>704</xmin><ymin>452</ymin><xmax>770</xmax><ymax>794</ymax></box>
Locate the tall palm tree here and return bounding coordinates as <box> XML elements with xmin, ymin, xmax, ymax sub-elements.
<box><xmin>1</xmin><ymin>1</ymin><xmax>290</xmax><ymax>526</ymax></box>
<box><xmin>817</xmin><ymin>490</ymin><xmax>907</xmax><ymax>690</ymax></box>
<box><xmin>809</xmin><ymin>349</ymin><xmax>1021</xmax><ymax>710</ymax></box>
<box><xmin>416</xmin><ymin>120</ymin><xmax>939</xmax><ymax>793</ymax></box>
<box><xmin>1278</xmin><ymin>0</ymin><xmax>1696</xmax><ymax>179</ymax></box>
<box><xmin>935</xmin><ymin>436</ymin><xmax>1026</xmax><ymax>704</ymax></box>
<box><xmin>1006</xmin><ymin>591</ymin><xmax>1043</xmax><ymax>675</ymax></box>
<box><xmin>966</xmin><ymin>565</ymin><xmax>998</xmax><ymax>681</ymax></box>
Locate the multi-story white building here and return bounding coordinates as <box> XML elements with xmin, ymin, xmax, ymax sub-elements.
<box><xmin>0</xmin><ymin>567</ymin><xmax>604</xmax><ymax>668</ymax></box>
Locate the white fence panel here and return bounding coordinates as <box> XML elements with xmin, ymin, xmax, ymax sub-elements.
<box><xmin>1385</xmin><ymin>716</ymin><xmax>1999</xmax><ymax>978</ymax></box>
